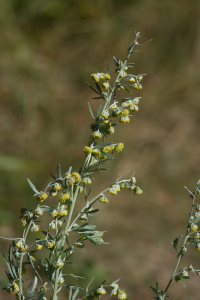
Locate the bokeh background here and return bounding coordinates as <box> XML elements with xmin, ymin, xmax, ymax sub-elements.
<box><xmin>1</xmin><ymin>0</ymin><xmax>200</xmax><ymax>299</ymax></box>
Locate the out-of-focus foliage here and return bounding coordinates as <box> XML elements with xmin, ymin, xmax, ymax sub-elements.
<box><xmin>1</xmin><ymin>1</ymin><xmax>200</xmax><ymax>299</ymax></box>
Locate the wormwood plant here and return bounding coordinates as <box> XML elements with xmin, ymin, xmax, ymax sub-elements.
<box><xmin>2</xmin><ymin>31</ymin><xmax>199</xmax><ymax>300</ymax></box>
<box><xmin>1</xmin><ymin>32</ymin><xmax>145</xmax><ymax>300</ymax></box>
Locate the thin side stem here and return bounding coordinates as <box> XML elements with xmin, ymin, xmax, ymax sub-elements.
<box><xmin>161</xmin><ymin>186</ymin><xmax>198</xmax><ymax>299</ymax></box>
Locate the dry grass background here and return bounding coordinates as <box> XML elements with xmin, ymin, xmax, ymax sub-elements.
<box><xmin>1</xmin><ymin>0</ymin><xmax>200</xmax><ymax>299</ymax></box>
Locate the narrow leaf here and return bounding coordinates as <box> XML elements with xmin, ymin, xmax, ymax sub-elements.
<box><xmin>172</xmin><ymin>235</ymin><xmax>183</xmax><ymax>252</ymax></box>
<box><xmin>72</xmin><ymin>288</ymin><xmax>80</xmax><ymax>300</ymax></box>
<box><xmin>27</xmin><ymin>179</ymin><xmax>38</xmax><ymax>194</ymax></box>
<box><xmin>86</xmin><ymin>277</ymin><xmax>95</xmax><ymax>292</ymax></box>
<box><xmin>96</xmin><ymin>105</ymin><xmax>103</xmax><ymax>120</ymax></box>
<box><xmin>107</xmin><ymin>64</ymin><xmax>111</xmax><ymax>73</ymax></box>
<box><xmin>121</xmin><ymin>84</ymin><xmax>132</xmax><ymax>93</ymax></box>
<box><xmin>57</xmin><ymin>164</ymin><xmax>62</xmax><ymax>178</ymax></box>
<box><xmin>85</xmin><ymin>82</ymin><xmax>100</xmax><ymax>95</ymax></box>
<box><xmin>88</xmin><ymin>103</ymin><xmax>95</xmax><ymax>120</ymax></box>
<box><xmin>95</xmin><ymin>82</ymin><xmax>102</xmax><ymax>94</ymax></box>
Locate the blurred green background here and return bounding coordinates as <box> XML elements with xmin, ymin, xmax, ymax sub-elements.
<box><xmin>1</xmin><ymin>0</ymin><xmax>200</xmax><ymax>299</ymax></box>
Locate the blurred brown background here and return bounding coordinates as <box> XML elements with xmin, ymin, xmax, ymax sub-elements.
<box><xmin>1</xmin><ymin>0</ymin><xmax>200</xmax><ymax>299</ymax></box>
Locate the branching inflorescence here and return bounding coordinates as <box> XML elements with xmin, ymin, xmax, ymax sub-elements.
<box><xmin>1</xmin><ymin>32</ymin><xmax>146</xmax><ymax>300</ymax></box>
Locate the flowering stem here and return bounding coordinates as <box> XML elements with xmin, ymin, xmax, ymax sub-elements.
<box><xmin>68</xmin><ymin>187</ymin><xmax>110</xmax><ymax>231</ymax></box>
<box><xmin>161</xmin><ymin>186</ymin><xmax>198</xmax><ymax>299</ymax></box>
<box><xmin>19</xmin><ymin>220</ymin><xmax>33</xmax><ymax>297</ymax></box>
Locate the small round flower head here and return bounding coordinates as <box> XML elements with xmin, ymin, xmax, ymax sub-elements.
<box><xmin>68</xmin><ymin>177</ymin><xmax>76</xmax><ymax>185</ymax></box>
<box><xmin>116</xmin><ymin>85</ymin><xmax>125</xmax><ymax>90</ymax></box>
<box><xmin>82</xmin><ymin>177</ymin><xmax>92</xmax><ymax>184</ymax></box>
<box><xmin>195</xmin><ymin>212</ymin><xmax>200</xmax><ymax>218</ymax></box>
<box><xmin>21</xmin><ymin>267</ymin><xmax>26</xmax><ymax>276</ymax></box>
<box><xmin>12</xmin><ymin>282</ymin><xmax>20</xmax><ymax>292</ymax></box>
<box><xmin>186</xmin><ymin>236</ymin><xmax>192</xmax><ymax>244</ymax></box>
<box><xmin>72</xmin><ymin>173</ymin><xmax>81</xmax><ymax>183</ymax></box>
<box><xmin>116</xmin><ymin>143</ymin><xmax>124</xmax><ymax>153</ymax></box>
<box><xmin>120</xmin><ymin>116</ymin><xmax>130</xmax><ymax>123</ymax></box>
<box><xmin>110</xmin><ymin>103</ymin><xmax>118</xmax><ymax>110</ymax></box>
<box><xmin>101</xmin><ymin>111</ymin><xmax>109</xmax><ymax>119</ymax></box>
<box><xmin>92</xmin><ymin>148</ymin><xmax>101</xmax><ymax>158</ymax></box>
<box><xmin>187</xmin><ymin>265</ymin><xmax>194</xmax><ymax>272</ymax></box>
<box><xmin>83</xmin><ymin>146</ymin><xmax>92</xmax><ymax>155</ymax></box>
<box><xmin>117</xmin><ymin>290</ymin><xmax>127</xmax><ymax>300</ymax></box>
<box><xmin>111</xmin><ymin>282</ymin><xmax>119</xmax><ymax>290</ymax></box>
<box><xmin>53</xmin><ymin>258</ymin><xmax>64</xmax><ymax>268</ymax></box>
<box><xmin>134</xmin><ymin>187</ymin><xmax>143</xmax><ymax>195</ymax></box>
<box><xmin>7</xmin><ymin>286</ymin><xmax>14</xmax><ymax>294</ymax></box>
<box><xmin>31</xmin><ymin>224</ymin><xmax>40</xmax><ymax>232</ymax></box>
<box><xmin>119</xmin><ymin>71</ymin><xmax>127</xmax><ymax>78</ymax></box>
<box><xmin>110</xmin><ymin>144</ymin><xmax>116</xmax><ymax>152</ymax></box>
<box><xmin>79</xmin><ymin>214</ymin><xmax>88</xmax><ymax>223</ymax></box>
<box><xmin>49</xmin><ymin>209</ymin><xmax>58</xmax><ymax>217</ymax></box>
<box><xmin>106</xmin><ymin>127</ymin><xmax>115</xmax><ymax>135</ymax></box>
<box><xmin>130</xmin><ymin>104</ymin><xmax>139</xmax><ymax>112</ymax></box>
<box><xmin>85</xmin><ymin>294</ymin><xmax>95</xmax><ymax>300</ymax></box>
<box><xmin>78</xmin><ymin>186</ymin><xmax>84</xmax><ymax>194</ymax></box>
<box><xmin>53</xmin><ymin>183</ymin><xmax>62</xmax><ymax>191</ymax></box>
<box><xmin>181</xmin><ymin>270</ymin><xmax>189</xmax><ymax>277</ymax></box>
<box><xmin>46</xmin><ymin>240</ymin><xmax>55</xmax><ymax>248</ymax></box>
<box><xmin>98</xmin><ymin>195</ymin><xmax>109</xmax><ymax>203</ymax></box>
<box><xmin>60</xmin><ymin>192</ymin><xmax>70</xmax><ymax>202</ymax></box>
<box><xmin>75</xmin><ymin>242</ymin><xmax>85</xmax><ymax>248</ymax></box>
<box><xmin>20</xmin><ymin>208</ymin><xmax>28</xmax><ymax>216</ymax></box>
<box><xmin>121</xmin><ymin>109</ymin><xmax>129</xmax><ymax>116</ymax></box>
<box><xmin>57</xmin><ymin>220</ymin><xmax>63</xmax><ymax>227</ymax></box>
<box><xmin>128</xmin><ymin>77</ymin><xmax>136</xmax><ymax>83</ymax></box>
<box><xmin>65</xmin><ymin>172</ymin><xmax>72</xmax><ymax>179</ymax></box>
<box><xmin>102</xmin><ymin>146</ymin><xmax>111</xmax><ymax>153</ymax></box>
<box><xmin>19</xmin><ymin>244</ymin><xmax>28</xmax><ymax>252</ymax></box>
<box><xmin>190</xmin><ymin>224</ymin><xmax>198</xmax><ymax>232</ymax></box>
<box><xmin>175</xmin><ymin>276</ymin><xmax>182</xmax><ymax>283</ymax></box>
<box><xmin>21</xmin><ymin>217</ymin><xmax>27</xmax><ymax>226</ymax></box>
<box><xmin>195</xmin><ymin>232</ymin><xmax>200</xmax><ymax>239</ymax></box>
<box><xmin>108</xmin><ymin>187</ymin><xmax>117</xmax><ymax>195</ymax></box>
<box><xmin>49</xmin><ymin>189</ymin><xmax>58</xmax><ymax>197</ymax></box>
<box><xmin>120</xmin><ymin>182</ymin><xmax>128</xmax><ymax>189</ymax></box>
<box><xmin>92</xmin><ymin>130</ymin><xmax>102</xmax><ymax>139</ymax></box>
<box><xmin>58</xmin><ymin>206</ymin><xmax>68</xmax><ymax>216</ymax></box>
<box><xmin>36</xmin><ymin>243</ymin><xmax>43</xmax><ymax>250</ymax></box>
<box><xmin>103</xmin><ymin>74</ymin><xmax>111</xmax><ymax>80</ymax></box>
<box><xmin>91</xmin><ymin>73</ymin><xmax>103</xmax><ymax>82</ymax></box>
<box><xmin>189</xmin><ymin>216</ymin><xmax>195</xmax><ymax>223</ymax></box>
<box><xmin>132</xmin><ymin>83</ymin><xmax>139</xmax><ymax>89</ymax></box>
<box><xmin>195</xmin><ymin>243</ymin><xmax>200</xmax><ymax>251</ymax></box>
<box><xmin>96</xmin><ymin>287</ymin><xmax>106</xmax><ymax>295</ymax></box>
<box><xmin>137</xmin><ymin>75</ymin><xmax>143</xmax><ymax>82</ymax></box>
<box><xmin>49</xmin><ymin>221</ymin><xmax>56</xmax><ymax>230</ymax></box>
<box><xmin>130</xmin><ymin>176</ymin><xmax>136</xmax><ymax>185</ymax></box>
<box><xmin>102</xmin><ymin>82</ymin><xmax>109</xmax><ymax>90</ymax></box>
<box><xmin>58</xmin><ymin>276</ymin><xmax>65</xmax><ymax>284</ymax></box>
<box><xmin>196</xmin><ymin>205</ymin><xmax>200</xmax><ymax>212</ymax></box>
<box><xmin>113</xmin><ymin>184</ymin><xmax>121</xmax><ymax>192</ymax></box>
<box><xmin>35</xmin><ymin>207</ymin><xmax>44</xmax><ymax>216</ymax></box>
<box><xmin>37</xmin><ymin>193</ymin><xmax>48</xmax><ymax>202</ymax></box>
<box><xmin>40</xmin><ymin>284</ymin><xmax>48</xmax><ymax>292</ymax></box>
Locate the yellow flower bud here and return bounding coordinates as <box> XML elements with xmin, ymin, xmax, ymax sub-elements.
<box><xmin>72</xmin><ymin>172</ymin><xmax>81</xmax><ymax>182</ymax></box>
<box><xmin>190</xmin><ymin>224</ymin><xmax>198</xmax><ymax>232</ymax></box>
<box><xmin>120</xmin><ymin>116</ymin><xmax>130</xmax><ymax>123</ymax></box>
<box><xmin>116</xmin><ymin>143</ymin><xmax>124</xmax><ymax>153</ymax></box>
<box><xmin>83</xmin><ymin>146</ymin><xmax>92</xmax><ymax>155</ymax></box>
<box><xmin>60</xmin><ymin>192</ymin><xmax>70</xmax><ymax>202</ymax></box>
<box><xmin>53</xmin><ymin>183</ymin><xmax>62</xmax><ymax>191</ymax></box>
